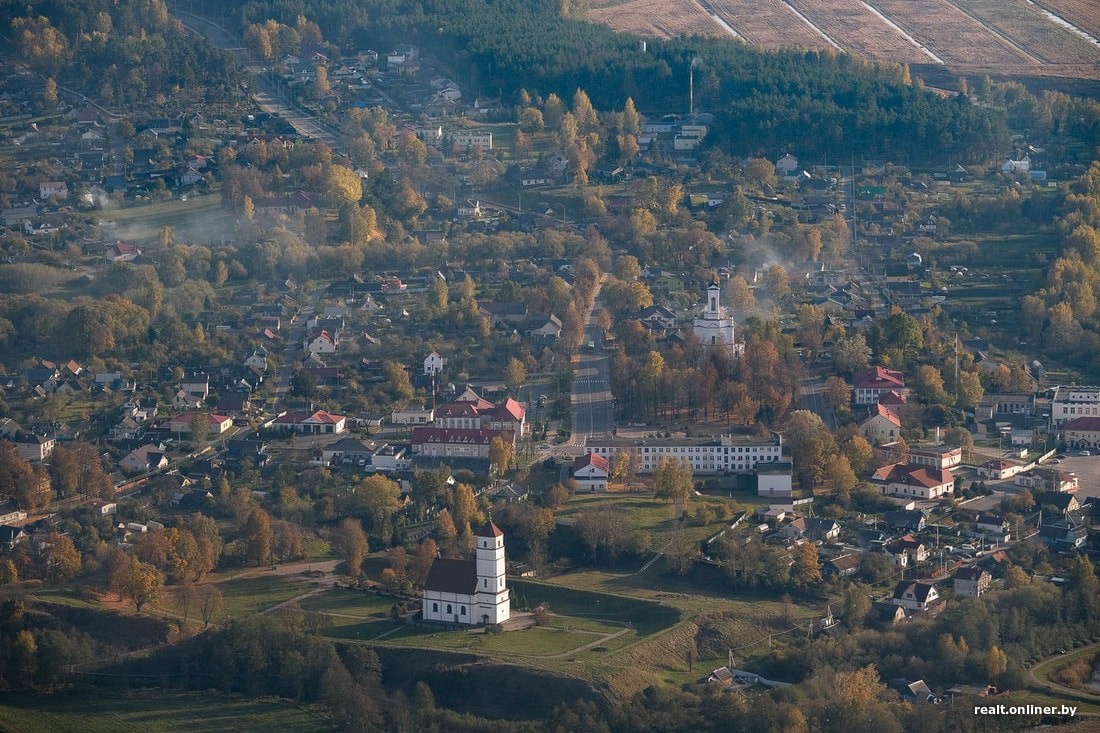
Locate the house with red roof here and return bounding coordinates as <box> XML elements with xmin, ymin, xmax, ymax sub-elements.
<box><xmin>872</xmin><ymin>463</ymin><xmax>954</xmax><ymax>500</ymax></box>
<box><xmin>106</xmin><ymin>241</ymin><xmax>142</xmax><ymax>262</ymax></box>
<box><xmin>853</xmin><ymin>366</ymin><xmax>907</xmax><ymax>405</ymax></box>
<box><xmin>1061</xmin><ymin>416</ymin><xmax>1100</xmax><ymax>450</ymax></box>
<box><xmin>432</xmin><ymin>391</ymin><xmax>527</xmax><ymax>438</ymax></box>
<box><xmin>860</xmin><ymin>403</ymin><xmax>902</xmax><ymax>445</ymax></box>
<box><xmin>410</xmin><ymin>427</ymin><xmax>513</xmax><ymax>459</ymax></box>
<box><xmin>271</xmin><ymin>410</ymin><xmax>346</xmax><ymax>434</ymax></box>
<box><xmin>976</xmin><ymin>459</ymin><xmax>1025</xmax><ymax>481</ymax></box>
<box><xmin>167</xmin><ymin>413</ymin><xmax>233</xmax><ymax>436</ymax></box>
<box><xmin>572</xmin><ymin>452</ymin><xmax>610</xmax><ymax>492</ymax></box>
<box><xmin>304</xmin><ymin>328</ymin><xmax>339</xmax><ymax>354</ymax></box>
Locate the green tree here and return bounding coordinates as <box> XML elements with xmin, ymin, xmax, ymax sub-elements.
<box><xmin>785</xmin><ymin>410</ymin><xmax>837</xmax><ymax>487</ymax></box>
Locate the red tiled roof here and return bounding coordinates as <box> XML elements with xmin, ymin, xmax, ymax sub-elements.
<box><xmin>411</xmin><ymin>427</ymin><xmax>511</xmax><ymax>445</ymax></box>
<box><xmin>493</xmin><ymin>397</ymin><xmax>525</xmax><ymax>422</ymax></box>
<box><xmin>436</xmin><ymin>403</ymin><xmax>480</xmax><ymax>418</ymax></box>
<box><xmin>853</xmin><ymin>366</ymin><xmax>905</xmax><ymax>390</ymax></box>
<box><xmin>878</xmin><ymin>390</ymin><xmax>908</xmax><ymax>406</ymax></box>
<box><xmin>873</xmin><ymin>463</ymin><xmax>953</xmax><ymax>488</ymax></box>
<box><xmin>274</xmin><ymin>409</ymin><xmax>344</xmax><ymax>425</ymax></box>
<box><xmin>1063</xmin><ymin>417</ymin><xmax>1100</xmax><ymax>432</ymax></box>
<box><xmin>868</xmin><ymin>403</ymin><xmax>901</xmax><ymax>427</ymax></box>
<box><xmin>477</xmin><ymin>520</ymin><xmax>503</xmax><ymax>538</ymax></box>
<box><xmin>573</xmin><ymin>452</ymin><xmax>609</xmax><ymax>472</ymax></box>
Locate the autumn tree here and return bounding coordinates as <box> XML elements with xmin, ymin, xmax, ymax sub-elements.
<box><xmin>488</xmin><ymin>437</ymin><xmax>515</xmax><ymax>479</ymax></box>
<box><xmin>436</xmin><ymin>509</ymin><xmax>458</xmax><ymax>557</ymax></box>
<box><xmin>198</xmin><ymin>584</ymin><xmax>224</xmax><ymax>628</ymax></box>
<box><xmin>786</xmin><ymin>410</ymin><xmax>838</xmax><ymax>487</ymax></box>
<box><xmin>44</xmin><ymin>533</ymin><xmax>81</xmax><ymax>582</ymax></box>
<box><xmin>653</xmin><ymin>457</ymin><xmax>694</xmax><ymax>505</ymax></box>
<box><xmin>504</xmin><ymin>358</ymin><xmax>527</xmax><ymax>392</ymax></box>
<box><xmin>383</xmin><ymin>361</ymin><xmax>414</xmax><ymax>401</ymax></box>
<box><xmin>335</xmin><ymin>518</ymin><xmax>368</xmax><ymax>577</ymax></box>
<box><xmin>834</xmin><ymin>333</ymin><xmax>872</xmax><ymax>376</ymax></box>
<box><xmin>114</xmin><ymin>555</ymin><xmax>165</xmax><ymax>612</ymax></box>
<box><xmin>412</xmin><ymin>538</ymin><xmax>439</xmax><ymax>586</ymax></box>
<box><xmin>822</xmin><ymin>376</ymin><xmax>851</xmax><ymax>411</ymax></box>
<box><xmin>242</xmin><ymin>507</ymin><xmax>274</xmax><ymax>567</ymax></box>
<box><xmin>791</xmin><ymin>541</ymin><xmax>822</xmax><ymax>586</ymax></box>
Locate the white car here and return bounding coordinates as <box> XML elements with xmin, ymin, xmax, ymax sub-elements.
<box><xmin>1082</xmin><ymin>451</ymin><xmax>1092</xmax><ymax>456</ymax></box>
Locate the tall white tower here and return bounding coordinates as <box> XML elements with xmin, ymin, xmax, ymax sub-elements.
<box><xmin>694</xmin><ymin>278</ymin><xmax>738</xmax><ymax>349</ymax></box>
<box><xmin>473</xmin><ymin>521</ymin><xmax>510</xmax><ymax>625</ymax></box>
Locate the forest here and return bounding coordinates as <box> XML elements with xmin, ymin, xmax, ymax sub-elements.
<box><xmin>217</xmin><ymin>0</ymin><xmax>1011</xmax><ymax>164</ymax></box>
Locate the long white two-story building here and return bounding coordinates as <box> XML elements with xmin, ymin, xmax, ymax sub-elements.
<box><xmin>1051</xmin><ymin>386</ymin><xmax>1100</xmax><ymax>427</ymax></box>
<box><xmin>586</xmin><ymin>432</ymin><xmax>783</xmax><ymax>475</ymax></box>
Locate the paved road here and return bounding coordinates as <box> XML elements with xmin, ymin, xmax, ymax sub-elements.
<box><xmin>798</xmin><ymin>374</ymin><xmax>837</xmax><ymax>429</ymax></box>
<box><xmin>275</xmin><ymin>288</ymin><xmax>324</xmax><ymax>410</ymax></box>
<box><xmin>1027</xmin><ymin>641</ymin><xmax>1100</xmax><ymax>706</ymax></box>
<box><xmin>172</xmin><ymin>7</ymin><xmax>340</xmax><ymax>145</ymax></box>
<box><xmin>570</xmin><ymin>284</ymin><xmax>614</xmax><ymax>446</ymax></box>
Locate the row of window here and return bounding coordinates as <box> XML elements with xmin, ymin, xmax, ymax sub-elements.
<box><xmin>431</xmin><ymin>602</ymin><xmax>466</xmax><ymax>616</ymax></box>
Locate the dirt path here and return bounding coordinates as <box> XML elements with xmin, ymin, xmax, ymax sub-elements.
<box><xmin>260</xmin><ymin>587</ymin><xmax>329</xmax><ymax>615</ymax></box>
<box><xmin>1027</xmin><ymin>642</ymin><xmax>1100</xmax><ymax>706</ymax></box>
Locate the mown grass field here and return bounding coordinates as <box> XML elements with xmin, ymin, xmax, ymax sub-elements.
<box><xmin>0</xmin><ymin>691</ymin><xmax>331</xmax><ymax>733</ymax></box>
<box><xmin>93</xmin><ymin>194</ymin><xmax>237</xmax><ymax>244</ymax></box>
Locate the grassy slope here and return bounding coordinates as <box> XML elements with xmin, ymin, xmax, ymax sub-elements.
<box><xmin>0</xmin><ymin>691</ymin><xmax>331</xmax><ymax>733</ymax></box>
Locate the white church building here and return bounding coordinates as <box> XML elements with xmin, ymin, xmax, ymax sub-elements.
<box><xmin>693</xmin><ymin>279</ymin><xmax>739</xmax><ymax>350</ymax></box>
<box><xmin>422</xmin><ymin>521</ymin><xmax>511</xmax><ymax>626</ymax></box>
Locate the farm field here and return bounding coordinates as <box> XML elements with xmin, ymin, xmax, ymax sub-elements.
<box><xmin>862</xmin><ymin>0</ymin><xmax>1031</xmax><ymax>65</ymax></box>
<box><xmin>0</xmin><ymin>691</ymin><xmax>331</xmax><ymax>733</ymax></box>
<box><xmin>784</xmin><ymin>0</ymin><xmax>935</xmax><ymax>64</ymax></box>
<box><xmin>705</xmin><ymin>0</ymin><xmax>831</xmax><ymax>49</ymax></box>
<box><xmin>1031</xmin><ymin>0</ymin><xmax>1100</xmax><ymax>42</ymax></box>
<box><xmin>587</xmin><ymin>0</ymin><xmax>725</xmax><ymax>39</ymax></box>
<box><xmin>949</xmin><ymin>0</ymin><xmax>1100</xmax><ymax>64</ymax></box>
<box><xmin>585</xmin><ymin>0</ymin><xmax>1100</xmax><ymax>80</ymax></box>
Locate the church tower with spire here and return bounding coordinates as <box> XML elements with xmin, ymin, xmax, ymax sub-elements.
<box><xmin>693</xmin><ymin>278</ymin><xmax>739</xmax><ymax>350</ymax></box>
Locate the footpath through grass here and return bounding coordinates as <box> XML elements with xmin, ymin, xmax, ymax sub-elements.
<box><xmin>0</xmin><ymin>691</ymin><xmax>330</xmax><ymax>733</ymax></box>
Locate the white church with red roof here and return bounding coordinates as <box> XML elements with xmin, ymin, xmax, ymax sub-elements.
<box><xmin>422</xmin><ymin>521</ymin><xmax>510</xmax><ymax>626</ymax></box>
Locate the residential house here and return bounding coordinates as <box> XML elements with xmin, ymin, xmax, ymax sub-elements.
<box><xmin>106</xmin><ymin>241</ymin><xmax>142</xmax><ymax>262</ymax></box>
<box><xmin>271</xmin><ymin>410</ymin><xmax>346</xmax><ymax>434</ymax></box>
<box><xmin>304</xmin><ymin>328</ymin><xmax>339</xmax><ymax>354</ymax></box>
<box><xmin>424</xmin><ymin>351</ymin><xmax>446</xmax><ymax>376</ymax></box>
<box><xmin>1015</xmin><ymin>468</ymin><xmax>1078</xmax><ymax>494</ymax></box>
<box><xmin>1039</xmin><ymin>520</ymin><xmax>1087</xmax><ymax>550</ymax></box>
<box><xmin>12</xmin><ymin>433</ymin><xmax>56</xmax><ymax>462</ymax></box>
<box><xmin>975</xmin><ymin>514</ymin><xmax>1010</xmax><ymax>539</ymax></box>
<box><xmin>954</xmin><ymin>566</ymin><xmax>992</xmax><ymax>598</ymax></box>
<box><xmin>1035</xmin><ymin>491</ymin><xmax>1080</xmax><ymax>517</ymax></box>
<box><xmin>39</xmin><ymin>181</ymin><xmax>68</xmax><ymax>199</ymax></box>
<box><xmin>861</xmin><ymin>403</ymin><xmax>902</xmax><ymax>445</ymax></box>
<box><xmin>853</xmin><ymin>367</ymin><xmax>907</xmax><ymax>405</ymax></box>
<box><xmin>776</xmin><ymin>154</ymin><xmax>800</xmax><ymax>177</ymax></box>
<box><xmin>90</xmin><ymin>500</ymin><xmax>117</xmax><ymax>516</ymax></box>
<box><xmin>871</xmin><ymin>601</ymin><xmax>907</xmax><ymax>627</ymax></box>
<box><xmin>651</xmin><ymin>271</ymin><xmax>686</xmax><ymax>293</ymax></box>
<box><xmin>321</xmin><ymin>437</ymin><xmax>377</xmax><ymax>465</ymax></box>
<box><xmin>884</xmin><ymin>535</ymin><xmax>928</xmax><ymax>566</ymax></box>
<box><xmin>888</xmin><ymin>679</ymin><xmax>937</xmax><ymax>704</ymax></box>
<box><xmin>527</xmin><ymin>314</ymin><xmax>563</xmax><ymax>339</ymax></box>
<box><xmin>448</xmin><ymin>130</ymin><xmax>492</xmax><ymax>152</ymax></box>
<box><xmin>1062</xmin><ymin>416</ymin><xmax>1100</xmax><ymax>450</ymax></box>
<box><xmin>391</xmin><ymin>406</ymin><xmax>435</xmax><ymax>426</ymax></box>
<box><xmin>371</xmin><ymin>443</ymin><xmax>411</xmax><ymax>473</ymax></box>
<box><xmin>180</xmin><ymin>373</ymin><xmax>210</xmax><ymax>402</ymax></box>
<box><xmin>872</xmin><ymin>463</ymin><xmax>954</xmax><ymax>500</ymax></box>
<box><xmin>976</xmin><ymin>459</ymin><xmax>1025</xmax><ymax>481</ymax></box>
<box><xmin>885</xmin><ymin>510</ymin><xmax>926</xmax><ymax>532</ymax></box>
<box><xmin>805</xmin><ymin>517</ymin><xmax>841</xmax><ymax>542</ymax></box>
<box><xmin>0</xmin><ymin>526</ymin><xmax>29</xmax><ymax>551</ymax></box>
<box><xmin>572</xmin><ymin>452</ymin><xmax>610</xmax><ymax>492</ymax></box>
<box><xmin>110</xmin><ymin>416</ymin><xmax>143</xmax><ymax>441</ymax></box>
<box><xmin>908</xmin><ymin>444</ymin><xmax>963</xmax><ymax>470</ymax></box>
<box><xmin>636</xmin><ymin>304</ymin><xmax>677</xmax><ymax>333</ymax></box>
<box><xmin>0</xmin><ymin>501</ymin><xmax>28</xmax><ymax>525</ymax></box>
<box><xmin>167</xmin><ymin>413</ymin><xmax>233</xmax><ymax>436</ymax></box>
<box><xmin>120</xmin><ymin>444</ymin><xmax>169</xmax><ymax>474</ymax></box>
<box><xmin>823</xmin><ymin>554</ymin><xmax>861</xmax><ymax>578</ymax></box>
<box><xmin>891</xmin><ymin>581</ymin><xmax>940</xmax><ymax>612</ymax></box>
<box><xmin>478</xmin><ymin>302</ymin><xmax>527</xmax><ymax>326</ymax></box>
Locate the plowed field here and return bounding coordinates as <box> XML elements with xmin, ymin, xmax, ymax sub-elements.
<box><xmin>706</xmin><ymin>0</ymin><xmax>829</xmax><ymax>48</ymax></box>
<box><xmin>784</xmin><ymin>0</ymin><xmax>935</xmax><ymax>63</ymax></box>
<box><xmin>588</xmin><ymin>0</ymin><xmax>726</xmax><ymax>38</ymax></box>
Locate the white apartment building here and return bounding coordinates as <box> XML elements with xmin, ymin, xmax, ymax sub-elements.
<box><xmin>448</xmin><ymin>130</ymin><xmax>493</xmax><ymax>152</ymax></box>
<box><xmin>1051</xmin><ymin>386</ymin><xmax>1100</xmax><ymax>427</ymax></box>
<box><xmin>586</xmin><ymin>433</ymin><xmax>782</xmax><ymax>475</ymax></box>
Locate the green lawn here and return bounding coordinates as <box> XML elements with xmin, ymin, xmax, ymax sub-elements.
<box><xmin>0</xmin><ymin>691</ymin><xmax>331</xmax><ymax>733</ymax></box>
<box><xmin>556</xmin><ymin>493</ymin><xmax>743</xmax><ymax>551</ymax></box>
<box><xmin>382</xmin><ymin>622</ymin><xmax>616</xmax><ymax>657</ymax></box>
<box><xmin>93</xmin><ymin>194</ymin><xmax>237</xmax><ymax>244</ymax></box>
<box><xmin>298</xmin><ymin>588</ymin><xmax>396</xmax><ymax>617</ymax></box>
<box><xmin>216</xmin><ymin>575</ymin><xmax>312</xmax><ymax>617</ymax></box>
<box><xmin>510</xmin><ymin>578</ymin><xmax>681</xmax><ymax>636</ymax></box>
